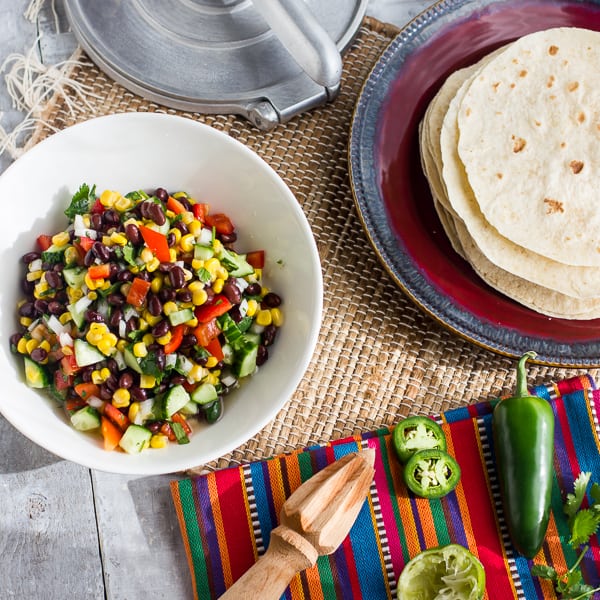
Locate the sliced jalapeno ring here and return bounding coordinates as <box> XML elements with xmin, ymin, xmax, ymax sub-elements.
<box><xmin>403</xmin><ymin>448</ymin><xmax>461</xmax><ymax>499</ymax></box>
<box><xmin>393</xmin><ymin>415</ymin><xmax>447</xmax><ymax>464</ymax></box>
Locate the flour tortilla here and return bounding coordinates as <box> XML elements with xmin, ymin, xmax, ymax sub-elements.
<box><xmin>456</xmin><ymin>27</ymin><xmax>600</xmax><ymax>267</ymax></box>
<box><xmin>434</xmin><ymin>46</ymin><xmax>600</xmax><ymax>300</ymax></box>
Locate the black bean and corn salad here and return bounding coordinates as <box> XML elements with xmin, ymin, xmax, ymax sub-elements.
<box><xmin>10</xmin><ymin>184</ymin><xmax>283</xmax><ymax>453</ymax></box>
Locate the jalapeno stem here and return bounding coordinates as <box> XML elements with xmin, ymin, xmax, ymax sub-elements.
<box><xmin>515</xmin><ymin>351</ymin><xmax>537</xmax><ymax>398</ymax></box>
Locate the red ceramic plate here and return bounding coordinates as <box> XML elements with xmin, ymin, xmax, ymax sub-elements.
<box><xmin>350</xmin><ymin>0</ymin><xmax>600</xmax><ymax>367</ymax></box>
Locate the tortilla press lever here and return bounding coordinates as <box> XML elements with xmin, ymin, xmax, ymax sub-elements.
<box><xmin>251</xmin><ymin>0</ymin><xmax>343</xmax><ymax>91</ymax></box>
<box><xmin>219</xmin><ymin>449</ymin><xmax>375</xmax><ymax>599</ymax></box>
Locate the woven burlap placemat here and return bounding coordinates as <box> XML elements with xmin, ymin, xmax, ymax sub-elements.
<box><xmin>25</xmin><ymin>17</ymin><xmax>594</xmax><ymax>470</ymax></box>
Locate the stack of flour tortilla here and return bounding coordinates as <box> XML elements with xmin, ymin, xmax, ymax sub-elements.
<box><xmin>420</xmin><ymin>27</ymin><xmax>600</xmax><ymax>319</ymax></box>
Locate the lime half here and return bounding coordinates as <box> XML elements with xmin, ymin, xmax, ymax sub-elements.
<box><xmin>397</xmin><ymin>544</ymin><xmax>486</xmax><ymax>600</ymax></box>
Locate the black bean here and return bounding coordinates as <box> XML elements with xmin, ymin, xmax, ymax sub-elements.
<box><xmin>30</xmin><ymin>347</ymin><xmax>48</xmax><ymax>363</ymax></box>
<box><xmin>262</xmin><ymin>324</ymin><xmax>277</xmax><ymax>347</ymax></box>
<box><xmin>103</xmin><ymin>209</ymin><xmax>120</xmax><ymax>227</ymax></box>
<box><xmin>170</xmin><ymin>374</ymin><xmax>187</xmax><ymax>386</ymax></box>
<box><xmin>56</xmin><ymin>291</ymin><xmax>69</xmax><ymax>304</ymax></box>
<box><xmin>125</xmin><ymin>223</ymin><xmax>142</xmax><ymax>245</ymax></box>
<box><xmin>155</xmin><ymin>348</ymin><xmax>166</xmax><ymax>370</ymax></box>
<box><xmin>92</xmin><ymin>241</ymin><xmax>111</xmax><ymax>262</ymax></box>
<box><xmin>99</xmin><ymin>385</ymin><xmax>113</xmax><ymax>400</ymax></box>
<box><xmin>139</xmin><ymin>201</ymin><xmax>152</xmax><ymax>220</ymax></box>
<box><xmin>22</xmin><ymin>251</ymin><xmax>40</xmax><ymax>264</ymax></box>
<box><xmin>109</xmin><ymin>308</ymin><xmax>123</xmax><ymax>328</ymax></box>
<box><xmin>10</xmin><ymin>333</ymin><xmax>22</xmax><ymax>348</ymax></box>
<box><xmin>155</xmin><ymin>188</ymin><xmax>169</xmax><ymax>202</ymax></box>
<box><xmin>106</xmin><ymin>358</ymin><xmax>119</xmax><ymax>373</ymax></box>
<box><xmin>105</xmin><ymin>374</ymin><xmax>118</xmax><ymax>392</ymax></box>
<box><xmin>169</xmin><ymin>266</ymin><xmax>185</xmax><ymax>289</ymax></box>
<box><xmin>173</xmin><ymin>220</ymin><xmax>188</xmax><ymax>235</ymax></box>
<box><xmin>146</xmin><ymin>420</ymin><xmax>161</xmax><ymax>433</ymax></box>
<box><xmin>158</xmin><ymin>263</ymin><xmax>173</xmax><ymax>273</ymax></box>
<box><xmin>180</xmin><ymin>334</ymin><xmax>197</xmax><ymax>350</ymax></box>
<box><xmin>126</xmin><ymin>316</ymin><xmax>139</xmax><ymax>335</ymax></box>
<box><xmin>47</xmin><ymin>301</ymin><xmax>64</xmax><ymax>316</ymax></box>
<box><xmin>245</xmin><ymin>283</ymin><xmax>262</xmax><ymax>296</ymax></box>
<box><xmin>21</xmin><ymin>279</ymin><xmax>35</xmax><ymax>295</ymax></box>
<box><xmin>130</xmin><ymin>387</ymin><xmax>147</xmax><ymax>403</ymax></box>
<box><xmin>53</xmin><ymin>263</ymin><xmax>64</xmax><ymax>273</ymax></box>
<box><xmin>90</xmin><ymin>213</ymin><xmax>103</xmax><ymax>230</ymax></box>
<box><xmin>117</xmin><ymin>269</ymin><xmax>134</xmax><ymax>282</ymax></box>
<box><xmin>33</xmin><ymin>299</ymin><xmax>48</xmax><ymax>315</ymax></box>
<box><xmin>119</xmin><ymin>372</ymin><xmax>134</xmax><ymax>389</ymax></box>
<box><xmin>177</xmin><ymin>196</ymin><xmax>192</xmax><ymax>211</ymax></box>
<box><xmin>83</xmin><ymin>249</ymin><xmax>95</xmax><ymax>267</ymax></box>
<box><xmin>85</xmin><ymin>310</ymin><xmax>105</xmax><ymax>324</ymax></box>
<box><xmin>80</xmin><ymin>367</ymin><xmax>93</xmax><ymax>383</ymax></box>
<box><xmin>44</xmin><ymin>270</ymin><xmax>62</xmax><ymax>289</ymax></box>
<box><xmin>147</xmin><ymin>294</ymin><xmax>162</xmax><ymax>317</ymax></box>
<box><xmin>158</xmin><ymin>288</ymin><xmax>176</xmax><ymax>302</ymax></box>
<box><xmin>148</xmin><ymin>202</ymin><xmax>166</xmax><ymax>226</ymax></box>
<box><xmin>176</xmin><ymin>289</ymin><xmax>192</xmax><ymax>303</ymax></box>
<box><xmin>166</xmin><ymin>232</ymin><xmax>177</xmax><ymax>247</ymax></box>
<box><xmin>19</xmin><ymin>302</ymin><xmax>36</xmax><ymax>318</ymax></box>
<box><xmin>151</xmin><ymin>320</ymin><xmax>169</xmax><ymax>338</ymax></box>
<box><xmin>256</xmin><ymin>345</ymin><xmax>268</xmax><ymax>366</ymax></box>
<box><xmin>228</xmin><ymin>305</ymin><xmax>242</xmax><ymax>323</ymax></box>
<box><xmin>262</xmin><ymin>292</ymin><xmax>282</xmax><ymax>308</ymax></box>
<box><xmin>107</xmin><ymin>293</ymin><xmax>125</xmax><ymax>307</ymax></box>
<box><xmin>219</xmin><ymin>232</ymin><xmax>237</xmax><ymax>244</ymax></box>
<box><xmin>204</xmin><ymin>286</ymin><xmax>215</xmax><ymax>304</ymax></box>
<box><xmin>222</xmin><ymin>279</ymin><xmax>241</xmax><ymax>304</ymax></box>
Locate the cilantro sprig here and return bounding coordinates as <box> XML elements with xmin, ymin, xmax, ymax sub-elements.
<box><xmin>64</xmin><ymin>183</ymin><xmax>96</xmax><ymax>220</ymax></box>
<box><xmin>532</xmin><ymin>472</ymin><xmax>600</xmax><ymax>599</ymax></box>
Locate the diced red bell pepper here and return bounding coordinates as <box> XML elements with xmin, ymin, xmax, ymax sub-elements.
<box><xmin>192</xmin><ymin>202</ymin><xmax>209</xmax><ymax>222</ymax></box>
<box><xmin>54</xmin><ymin>369</ymin><xmax>73</xmax><ymax>392</ymax></box>
<box><xmin>87</xmin><ymin>263</ymin><xmax>111</xmax><ymax>279</ymax></box>
<box><xmin>194</xmin><ymin>295</ymin><xmax>232</xmax><ymax>324</ymax></box>
<box><xmin>166</xmin><ymin>196</ymin><xmax>187</xmax><ymax>215</ymax></box>
<box><xmin>246</xmin><ymin>250</ymin><xmax>265</xmax><ymax>269</ymax></box>
<box><xmin>78</xmin><ymin>236</ymin><xmax>96</xmax><ymax>252</ymax></box>
<box><xmin>160</xmin><ymin>422</ymin><xmax>176</xmax><ymax>442</ymax></box>
<box><xmin>74</xmin><ymin>382</ymin><xmax>101</xmax><ymax>400</ymax></box>
<box><xmin>163</xmin><ymin>324</ymin><xmax>185</xmax><ymax>354</ymax></box>
<box><xmin>90</xmin><ymin>198</ymin><xmax>105</xmax><ymax>214</ymax></box>
<box><xmin>65</xmin><ymin>397</ymin><xmax>88</xmax><ymax>412</ymax></box>
<box><xmin>204</xmin><ymin>213</ymin><xmax>234</xmax><ymax>236</ymax></box>
<box><xmin>37</xmin><ymin>234</ymin><xmax>53</xmax><ymax>252</ymax></box>
<box><xmin>192</xmin><ymin>317</ymin><xmax>220</xmax><ymax>346</ymax></box>
<box><xmin>126</xmin><ymin>277</ymin><xmax>152</xmax><ymax>307</ymax></box>
<box><xmin>101</xmin><ymin>416</ymin><xmax>122</xmax><ymax>451</ymax></box>
<box><xmin>205</xmin><ymin>337</ymin><xmax>224</xmax><ymax>362</ymax></box>
<box><xmin>139</xmin><ymin>224</ymin><xmax>171</xmax><ymax>262</ymax></box>
<box><xmin>103</xmin><ymin>403</ymin><xmax>130</xmax><ymax>432</ymax></box>
<box><xmin>61</xmin><ymin>354</ymin><xmax>80</xmax><ymax>375</ymax></box>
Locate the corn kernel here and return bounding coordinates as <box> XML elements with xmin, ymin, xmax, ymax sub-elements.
<box><xmin>162</xmin><ymin>301</ymin><xmax>178</xmax><ymax>315</ymax></box>
<box><xmin>270</xmin><ymin>307</ymin><xmax>283</xmax><ymax>327</ymax></box>
<box><xmin>150</xmin><ymin>434</ymin><xmax>168</xmax><ymax>449</ymax></box>
<box><xmin>85</xmin><ymin>273</ymin><xmax>101</xmax><ymax>290</ymax></box>
<box><xmin>102</xmin><ymin>235</ymin><xmax>112</xmax><ymax>246</ymax></box>
<box><xmin>216</xmin><ymin>266</ymin><xmax>229</xmax><ymax>280</ymax></box>
<box><xmin>60</xmin><ymin>345</ymin><xmax>73</xmax><ymax>357</ymax></box>
<box><xmin>83</xmin><ymin>215</ymin><xmax>91</xmax><ymax>227</ymax></box>
<box><xmin>256</xmin><ymin>309</ymin><xmax>272</xmax><ymax>327</ymax></box>
<box><xmin>165</xmin><ymin>209</ymin><xmax>176</xmax><ymax>220</ymax></box>
<box><xmin>245</xmin><ymin>299</ymin><xmax>258</xmax><ymax>317</ymax></box>
<box><xmin>181</xmin><ymin>211</ymin><xmax>194</xmax><ymax>225</ymax></box>
<box><xmin>180</xmin><ymin>234</ymin><xmax>195</xmax><ymax>253</ymax></box>
<box><xmin>87</xmin><ymin>291</ymin><xmax>98</xmax><ymax>301</ymax></box>
<box><xmin>59</xmin><ymin>312</ymin><xmax>72</xmax><ymax>325</ymax></box>
<box><xmin>140</xmin><ymin>248</ymin><xmax>154</xmax><ymax>263</ymax></box>
<box><xmin>64</xmin><ymin>246</ymin><xmax>80</xmax><ymax>265</ymax></box>
<box><xmin>38</xmin><ymin>340</ymin><xmax>51</xmax><ymax>353</ymax></box>
<box><xmin>169</xmin><ymin>248</ymin><xmax>178</xmax><ymax>262</ymax></box>
<box><xmin>20</xmin><ymin>316</ymin><xmax>33</xmax><ymax>327</ymax></box>
<box><xmin>142</xmin><ymin>333</ymin><xmax>155</xmax><ymax>346</ymax></box>
<box><xmin>138</xmin><ymin>317</ymin><xmax>149</xmax><ymax>332</ymax></box>
<box><xmin>17</xmin><ymin>338</ymin><xmax>28</xmax><ymax>354</ymax></box>
<box><xmin>169</xmin><ymin>228</ymin><xmax>182</xmax><ymax>244</ymax></box>
<box><xmin>188</xmin><ymin>280</ymin><xmax>204</xmax><ymax>292</ymax></box>
<box><xmin>192</xmin><ymin>289</ymin><xmax>208</xmax><ymax>306</ymax></box>
<box><xmin>150</xmin><ymin>275</ymin><xmax>163</xmax><ymax>294</ymax></box>
<box><xmin>34</xmin><ymin>281</ymin><xmax>49</xmax><ymax>298</ymax></box>
<box><xmin>205</xmin><ymin>371</ymin><xmax>220</xmax><ymax>386</ymax></box>
<box><xmin>99</xmin><ymin>367</ymin><xmax>111</xmax><ymax>380</ymax></box>
<box><xmin>133</xmin><ymin>342</ymin><xmax>148</xmax><ymax>358</ymax></box>
<box><xmin>212</xmin><ymin>278</ymin><xmax>224</xmax><ymax>294</ymax></box>
<box><xmin>112</xmin><ymin>387</ymin><xmax>131</xmax><ymax>408</ymax></box>
<box><xmin>91</xmin><ymin>370</ymin><xmax>104</xmax><ymax>385</ymax></box>
<box><xmin>25</xmin><ymin>339</ymin><xmax>39</xmax><ymax>354</ymax></box>
<box><xmin>26</xmin><ymin>270</ymin><xmax>42</xmax><ymax>282</ymax></box>
<box><xmin>188</xmin><ymin>364</ymin><xmax>205</xmax><ymax>382</ymax></box>
<box><xmin>110</xmin><ymin>231</ymin><xmax>128</xmax><ymax>245</ymax></box>
<box><xmin>204</xmin><ymin>258</ymin><xmax>220</xmax><ymax>279</ymax></box>
<box><xmin>97</xmin><ymin>338</ymin><xmax>115</xmax><ymax>356</ymax></box>
<box><xmin>68</xmin><ymin>287</ymin><xmax>83</xmax><ymax>303</ymax></box>
<box><xmin>140</xmin><ymin>373</ymin><xmax>156</xmax><ymax>388</ymax></box>
<box><xmin>173</xmin><ymin>191</ymin><xmax>188</xmax><ymax>199</ymax></box>
<box><xmin>205</xmin><ymin>356</ymin><xmax>218</xmax><ymax>369</ymax></box>
<box><xmin>101</xmin><ymin>280</ymin><xmax>111</xmax><ymax>290</ymax></box>
<box><xmin>146</xmin><ymin>257</ymin><xmax>161</xmax><ymax>272</ymax></box>
<box><xmin>128</xmin><ymin>402</ymin><xmax>140</xmax><ymax>421</ymax></box>
<box><xmin>114</xmin><ymin>196</ymin><xmax>133</xmax><ymax>212</ymax></box>
<box><xmin>188</xmin><ymin>220</ymin><xmax>202</xmax><ymax>236</ymax></box>
<box><xmin>212</xmin><ymin>239</ymin><xmax>223</xmax><ymax>253</ymax></box>
<box><xmin>185</xmin><ymin>316</ymin><xmax>198</xmax><ymax>328</ymax></box>
<box><xmin>116</xmin><ymin>339</ymin><xmax>127</xmax><ymax>353</ymax></box>
<box><xmin>100</xmin><ymin>189</ymin><xmax>119</xmax><ymax>207</ymax></box>
<box><xmin>51</xmin><ymin>231</ymin><xmax>70</xmax><ymax>247</ymax></box>
<box><xmin>143</xmin><ymin>311</ymin><xmax>161</xmax><ymax>326</ymax></box>
<box><xmin>157</xmin><ymin>331</ymin><xmax>172</xmax><ymax>345</ymax></box>
<box><xmin>191</xmin><ymin>258</ymin><xmax>203</xmax><ymax>271</ymax></box>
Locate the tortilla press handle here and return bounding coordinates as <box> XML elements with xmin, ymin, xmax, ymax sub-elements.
<box><xmin>251</xmin><ymin>0</ymin><xmax>343</xmax><ymax>90</ymax></box>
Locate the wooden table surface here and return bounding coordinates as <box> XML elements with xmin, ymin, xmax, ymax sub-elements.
<box><xmin>0</xmin><ymin>1</ymin><xmax>428</xmax><ymax>598</ymax></box>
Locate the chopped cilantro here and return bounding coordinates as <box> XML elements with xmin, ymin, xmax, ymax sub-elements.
<box><xmin>64</xmin><ymin>183</ymin><xmax>96</xmax><ymax>220</ymax></box>
<box><xmin>196</xmin><ymin>267</ymin><xmax>211</xmax><ymax>284</ymax></box>
<box><xmin>138</xmin><ymin>352</ymin><xmax>165</xmax><ymax>383</ymax></box>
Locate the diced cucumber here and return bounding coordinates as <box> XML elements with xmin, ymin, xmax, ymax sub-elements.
<box><xmin>221</xmin><ymin>343</ymin><xmax>234</xmax><ymax>365</ymax></box>
<box><xmin>243</xmin><ymin>332</ymin><xmax>261</xmax><ymax>346</ymax></box>
<box><xmin>158</xmin><ymin>384</ymin><xmax>191</xmax><ymax>418</ymax></box>
<box><xmin>218</xmin><ymin>313</ymin><xmax>243</xmax><ymax>347</ymax></box>
<box><xmin>233</xmin><ymin>341</ymin><xmax>259</xmax><ymax>378</ymax></box>
<box><xmin>68</xmin><ymin>296</ymin><xmax>92</xmax><ymax>330</ymax></box>
<box><xmin>123</xmin><ymin>347</ymin><xmax>143</xmax><ymax>374</ymax></box>
<box><xmin>23</xmin><ymin>356</ymin><xmax>49</xmax><ymax>388</ymax></box>
<box><xmin>217</xmin><ymin>246</ymin><xmax>254</xmax><ymax>277</ymax></box>
<box><xmin>118</xmin><ymin>424</ymin><xmax>152</xmax><ymax>454</ymax></box>
<box><xmin>73</xmin><ymin>339</ymin><xmax>105</xmax><ymax>367</ymax></box>
<box><xmin>70</xmin><ymin>406</ymin><xmax>101</xmax><ymax>431</ymax></box>
<box><xmin>155</xmin><ymin>217</ymin><xmax>171</xmax><ymax>236</ymax></box>
<box><xmin>41</xmin><ymin>244</ymin><xmax>65</xmax><ymax>265</ymax></box>
<box><xmin>63</xmin><ymin>266</ymin><xmax>86</xmax><ymax>288</ymax></box>
<box><xmin>180</xmin><ymin>400</ymin><xmax>199</xmax><ymax>416</ymax></box>
<box><xmin>194</xmin><ymin>244</ymin><xmax>214</xmax><ymax>260</ymax></box>
<box><xmin>190</xmin><ymin>382</ymin><xmax>218</xmax><ymax>405</ymax></box>
<box><xmin>168</xmin><ymin>307</ymin><xmax>194</xmax><ymax>326</ymax></box>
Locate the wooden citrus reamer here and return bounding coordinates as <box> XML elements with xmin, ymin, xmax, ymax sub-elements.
<box><xmin>220</xmin><ymin>449</ymin><xmax>376</xmax><ymax>599</ymax></box>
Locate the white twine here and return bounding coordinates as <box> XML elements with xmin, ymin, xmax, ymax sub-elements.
<box><xmin>0</xmin><ymin>38</ymin><xmax>100</xmax><ymax>160</ymax></box>
<box><xmin>24</xmin><ymin>0</ymin><xmax>60</xmax><ymax>33</ymax></box>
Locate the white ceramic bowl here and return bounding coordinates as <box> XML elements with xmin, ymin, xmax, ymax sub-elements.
<box><xmin>0</xmin><ymin>113</ymin><xmax>322</xmax><ymax>474</ymax></box>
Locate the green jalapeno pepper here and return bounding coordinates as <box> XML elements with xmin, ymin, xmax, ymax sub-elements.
<box><xmin>403</xmin><ymin>448</ymin><xmax>461</xmax><ymax>499</ymax></box>
<box><xmin>393</xmin><ymin>416</ymin><xmax>447</xmax><ymax>464</ymax></box>
<box><xmin>492</xmin><ymin>351</ymin><xmax>555</xmax><ymax>559</ymax></box>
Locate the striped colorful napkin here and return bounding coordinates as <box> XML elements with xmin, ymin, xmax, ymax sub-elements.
<box><xmin>170</xmin><ymin>375</ymin><xmax>600</xmax><ymax>599</ymax></box>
